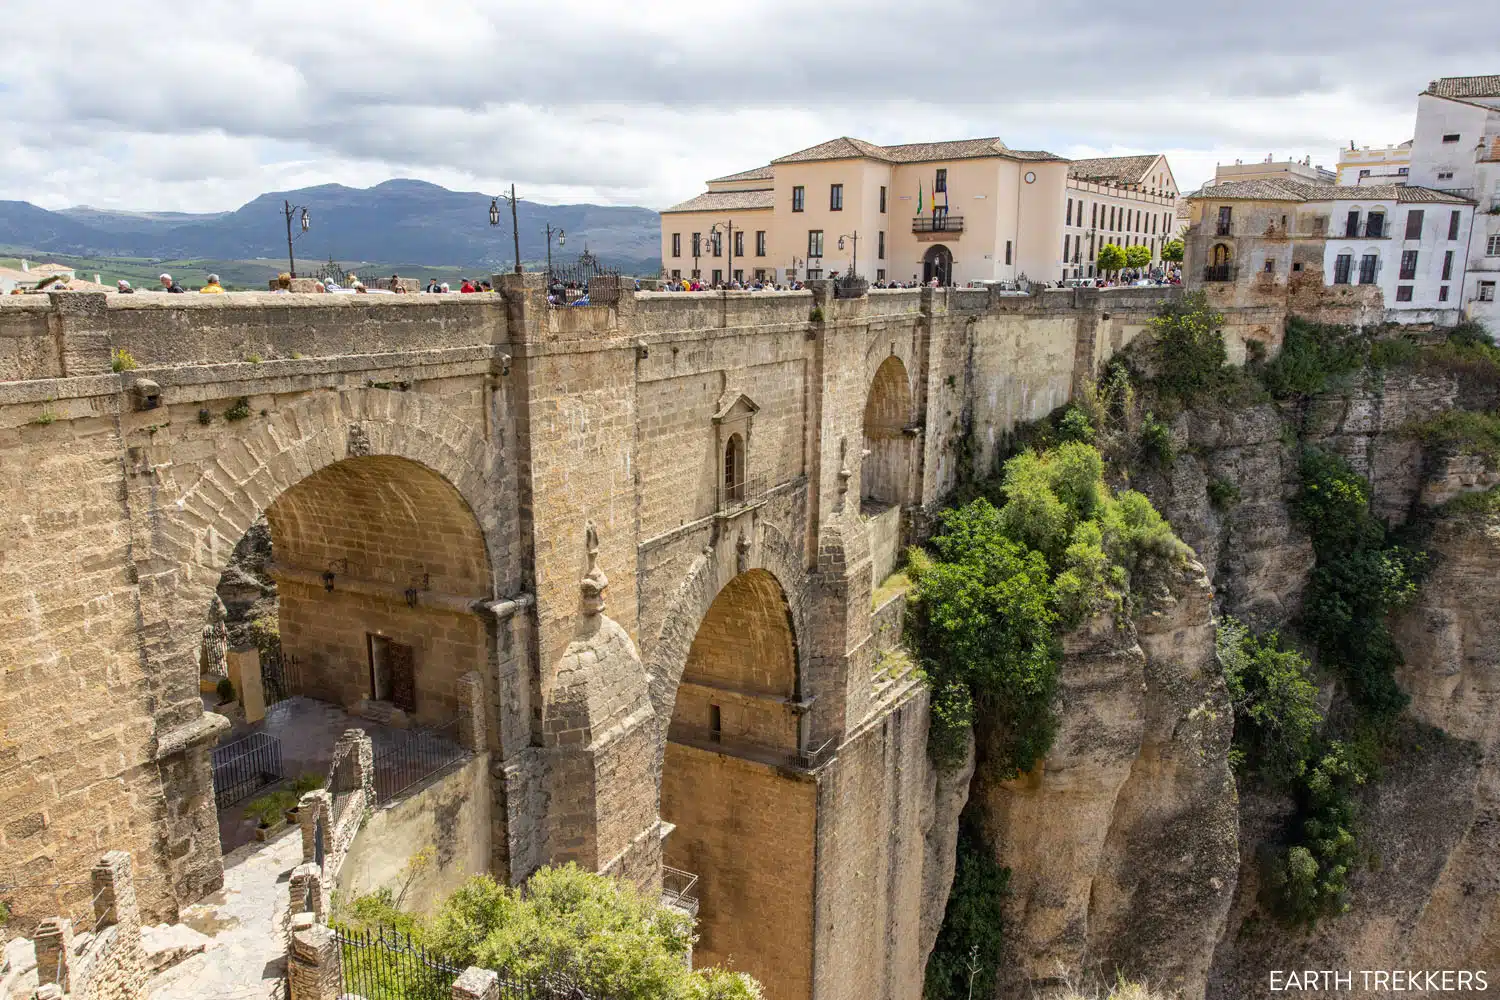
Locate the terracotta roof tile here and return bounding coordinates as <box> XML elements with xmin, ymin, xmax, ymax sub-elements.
<box><xmin>662</xmin><ymin>189</ymin><xmax>775</xmax><ymax>214</ymax></box>
<box><xmin>1425</xmin><ymin>76</ymin><xmax>1500</xmax><ymax>100</ymax></box>
<box><xmin>1189</xmin><ymin>180</ymin><xmax>1473</xmax><ymax>205</ymax></box>
<box><xmin>1067</xmin><ymin>154</ymin><xmax>1161</xmax><ymax>184</ymax></box>
<box><xmin>709</xmin><ymin>164</ymin><xmax>775</xmax><ymax>183</ymax></box>
<box><xmin>770</xmin><ymin>135</ymin><xmax>1064</xmax><ymax>165</ymax></box>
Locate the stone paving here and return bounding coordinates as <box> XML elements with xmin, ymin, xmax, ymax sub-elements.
<box><xmin>145</xmin><ymin>827</ymin><xmax>303</xmax><ymax>1000</ymax></box>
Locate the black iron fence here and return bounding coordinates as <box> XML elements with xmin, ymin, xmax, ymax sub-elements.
<box><xmin>211</xmin><ymin>732</ymin><xmax>284</xmax><ymax>810</ymax></box>
<box><xmin>912</xmin><ymin>215</ymin><xmax>964</xmax><ymax>234</ymax></box>
<box><xmin>260</xmin><ymin>649</ymin><xmax>301</xmax><ymax>708</ymax></box>
<box><xmin>337</xmin><ymin>926</ymin><xmax>600</xmax><ymax>1000</ymax></box>
<box><xmin>1202</xmin><ymin>264</ymin><xmax>1236</xmax><ymax>283</ymax></box>
<box><xmin>372</xmin><ymin>721</ymin><xmax>469</xmax><ymax>801</ymax></box>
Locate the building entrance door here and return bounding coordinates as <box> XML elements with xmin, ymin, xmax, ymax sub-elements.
<box><xmin>922</xmin><ymin>244</ymin><xmax>953</xmax><ymax>286</ymax></box>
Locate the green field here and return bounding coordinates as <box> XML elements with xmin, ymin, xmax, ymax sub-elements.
<box><xmin>1</xmin><ymin>249</ymin><xmax>523</xmax><ymax>291</ymax></box>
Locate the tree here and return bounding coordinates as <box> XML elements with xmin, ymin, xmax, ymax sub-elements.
<box><xmin>1148</xmin><ymin>290</ymin><xmax>1227</xmax><ymax>402</ymax></box>
<box><xmin>1124</xmin><ymin>244</ymin><xmax>1152</xmax><ymax>272</ymax></box>
<box><xmin>1096</xmin><ymin>243</ymin><xmax>1126</xmax><ymax>276</ymax></box>
<box><xmin>1161</xmin><ymin>238</ymin><xmax>1185</xmax><ymax>264</ymax></box>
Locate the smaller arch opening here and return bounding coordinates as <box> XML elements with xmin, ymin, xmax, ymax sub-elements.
<box><xmin>723</xmin><ymin>432</ymin><xmax>745</xmax><ymax>505</ymax></box>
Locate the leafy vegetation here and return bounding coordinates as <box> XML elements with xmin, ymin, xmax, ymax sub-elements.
<box><xmin>1138</xmin><ymin>412</ymin><xmax>1174</xmax><ymax>468</ymax></box>
<box><xmin>336</xmin><ymin>865</ymin><xmax>761</xmax><ymax>1000</ymax></box>
<box><xmin>215</xmin><ymin>677</ymin><xmax>236</xmax><ymax>704</ymax></box>
<box><xmin>1207</xmin><ymin>476</ymin><xmax>1241</xmax><ymax>510</ymax></box>
<box><xmin>1123</xmin><ymin>244</ymin><xmax>1152</xmax><ymax>271</ymax></box>
<box><xmin>923</xmin><ymin>821</ymin><xmax>1008</xmax><ymax>1000</ymax></box>
<box><xmin>1294</xmin><ymin>449</ymin><xmax>1421</xmax><ymax>718</ymax></box>
<box><xmin>1406</xmin><ymin>409</ymin><xmax>1500</xmax><ymax>468</ymax></box>
<box><xmin>1096</xmin><ymin>244</ymin><xmax>1126</xmax><ymax>275</ymax></box>
<box><xmin>1160</xmin><ymin>238</ymin><xmax>1185</xmax><ymax>264</ymax></box>
<box><xmin>1147</xmin><ymin>291</ymin><xmax>1227</xmax><ymax>404</ymax></box>
<box><xmin>246</xmin><ymin>789</ymin><xmax>297</xmax><ymax>827</ymax></box>
<box><xmin>1265</xmin><ymin>741</ymin><xmax>1372</xmax><ymax>926</ymax></box>
<box><xmin>110</xmin><ymin>348</ymin><xmax>138</xmax><ymax>373</ymax></box>
<box><xmin>1217</xmin><ymin>619</ymin><xmax>1320</xmax><ymax>788</ymax></box>
<box><xmin>909</xmin><ymin>442</ymin><xmax>1187</xmax><ymax>774</ymax></box>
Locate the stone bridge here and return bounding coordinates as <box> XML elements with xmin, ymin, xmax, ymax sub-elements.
<box><xmin>0</xmin><ymin>280</ymin><xmax>1266</xmax><ymax>999</ymax></box>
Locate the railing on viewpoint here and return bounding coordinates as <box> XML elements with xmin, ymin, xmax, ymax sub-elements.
<box><xmin>661</xmin><ymin>867</ymin><xmax>700</xmax><ymax>918</ymax></box>
<box><xmin>717</xmin><ymin>472</ymin><xmax>768</xmax><ymax>512</ymax></box>
<box><xmin>337</xmin><ymin>926</ymin><xmax>605</xmax><ymax>1000</ymax></box>
<box><xmin>912</xmin><ymin>215</ymin><xmax>964</xmax><ymax>234</ymax></box>
<box><xmin>667</xmin><ymin>720</ymin><xmax>836</xmax><ymax>772</ymax></box>
<box><xmin>372</xmin><ymin>721</ymin><xmax>470</xmax><ymax>801</ymax></box>
<box><xmin>260</xmin><ymin>648</ymin><xmax>301</xmax><ymax>708</ymax></box>
<box><xmin>338</xmin><ymin>927</ymin><xmax>463</xmax><ymax>1000</ymax></box>
<box><xmin>211</xmin><ymin>732</ymin><xmax>284</xmax><ymax>810</ymax></box>
<box><xmin>1202</xmin><ymin>264</ymin><xmax>1236</xmax><ymax>283</ymax></box>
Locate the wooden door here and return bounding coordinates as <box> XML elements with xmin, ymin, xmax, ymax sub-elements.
<box><xmin>389</xmin><ymin>641</ymin><xmax>416</xmax><ymax>713</ymax></box>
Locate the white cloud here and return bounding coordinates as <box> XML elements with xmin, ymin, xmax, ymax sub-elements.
<box><xmin>0</xmin><ymin>0</ymin><xmax>1487</xmax><ymax>212</ymax></box>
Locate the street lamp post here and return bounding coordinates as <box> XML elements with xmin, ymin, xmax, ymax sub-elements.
<box><xmin>543</xmin><ymin>223</ymin><xmax>566</xmax><ymax>282</ymax></box>
<box><xmin>788</xmin><ymin>256</ymin><xmax>804</xmax><ymax>283</ymax></box>
<box><xmin>489</xmin><ymin>185</ymin><xmax>523</xmax><ymax>274</ymax></box>
<box><xmin>283</xmin><ymin>200</ymin><xmax>310</xmax><ymax>278</ymax></box>
<box><xmin>707</xmin><ymin>220</ymin><xmax>737</xmax><ymax>287</ymax></box>
<box><xmin>836</xmin><ymin>231</ymin><xmax>860</xmax><ymax>278</ymax></box>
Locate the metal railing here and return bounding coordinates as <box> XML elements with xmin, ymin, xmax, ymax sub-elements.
<box><xmin>912</xmin><ymin>215</ymin><xmax>964</xmax><ymax>234</ymax></box>
<box><xmin>260</xmin><ymin>650</ymin><xmax>301</xmax><ymax>708</ymax></box>
<box><xmin>661</xmin><ymin>867</ymin><xmax>700</xmax><ymax>918</ymax></box>
<box><xmin>211</xmin><ymin>732</ymin><xmax>284</xmax><ymax>810</ymax></box>
<box><xmin>1202</xmin><ymin>264</ymin><xmax>1236</xmax><ymax>283</ymax></box>
<box><xmin>337</xmin><ymin>926</ymin><xmax>604</xmax><ymax>1000</ymax></box>
<box><xmin>372</xmin><ymin>721</ymin><xmax>470</xmax><ymax>801</ymax></box>
<box><xmin>667</xmin><ymin>720</ymin><xmax>836</xmax><ymax>772</ymax></box>
<box><xmin>338</xmin><ymin>927</ymin><xmax>463</xmax><ymax>1000</ymax></box>
<box><xmin>717</xmin><ymin>472</ymin><xmax>768</xmax><ymax>512</ymax></box>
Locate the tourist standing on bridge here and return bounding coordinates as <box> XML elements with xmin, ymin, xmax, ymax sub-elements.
<box><xmin>158</xmin><ymin>273</ymin><xmax>185</xmax><ymax>293</ymax></box>
<box><xmin>200</xmin><ymin>274</ymin><xmax>225</xmax><ymax>294</ymax></box>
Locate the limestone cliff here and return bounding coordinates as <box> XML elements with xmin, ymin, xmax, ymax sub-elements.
<box><xmin>976</xmin><ymin>555</ymin><xmax>1239</xmax><ymax>998</ymax></box>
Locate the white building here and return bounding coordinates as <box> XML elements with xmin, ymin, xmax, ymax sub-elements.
<box><xmin>1062</xmin><ymin>154</ymin><xmax>1181</xmax><ymax>279</ymax></box>
<box><xmin>1403</xmin><ymin>76</ymin><xmax>1500</xmax><ymax>326</ymax></box>
<box><xmin>1211</xmin><ymin>155</ymin><xmax>1336</xmax><ymax>186</ymax></box>
<box><xmin>1337</xmin><ymin>140</ymin><xmax>1412</xmax><ymax>186</ymax></box>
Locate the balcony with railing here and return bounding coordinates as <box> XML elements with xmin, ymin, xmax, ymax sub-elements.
<box><xmin>1202</xmin><ymin>264</ymin><xmax>1236</xmax><ymax>282</ymax></box>
<box><xmin>717</xmin><ymin>472</ymin><xmax>768</xmax><ymax>513</ymax></box>
<box><xmin>912</xmin><ymin>215</ymin><xmax>964</xmax><ymax>234</ymax></box>
<box><xmin>662</xmin><ymin>867</ymin><xmax>700</xmax><ymax>918</ymax></box>
<box><xmin>667</xmin><ymin>719</ymin><xmax>836</xmax><ymax>772</ymax></box>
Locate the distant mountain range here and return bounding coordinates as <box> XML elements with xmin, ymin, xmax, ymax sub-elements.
<box><xmin>0</xmin><ymin>179</ymin><xmax>663</xmax><ymax>274</ymax></box>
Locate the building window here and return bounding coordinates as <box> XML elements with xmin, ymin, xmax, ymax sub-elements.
<box><xmin>792</xmin><ymin>186</ymin><xmax>805</xmax><ymax>212</ymax></box>
<box><xmin>1345</xmin><ymin>210</ymin><xmax>1360</xmax><ymax>238</ymax></box>
<box><xmin>712</xmin><ymin>269</ymin><xmax>723</xmax><ymax>285</ymax></box>
<box><xmin>1359</xmin><ymin>169</ymin><xmax>1371</xmax><ymax>178</ymax></box>
<box><xmin>934</xmin><ymin>168</ymin><xmax>947</xmax><ymax>193</ymax></box>
<box><xmin>1005</xmin><ymin>240</ymin><xmax>1012</xmax><ymax>266</ymax></box>
<box><xmin>1400</xmin><ymin>250</ymin><xmax>1419</xmax><ymax>280</ymax></box>
<box><xmin>1488</xmin><ymin>235</ymin><xmax>1500</xmax><ymax>256</ymax></box>
<box><xmin>807</xmin><ymin>268</ymin><xmax>823</xmax><ymax>280</ymax></box>
<box><xmin>754</xmin><ymin>268</ymin><xmax>766</xmax><ymax>281</ymax></box>
<box><xmin>879</xmin><ymin>186</ymin><xmax>887</xmax><ymax>213</ymax></box>
<box><xmin>1292</xmin><ymin>261</ymin><xmax>1304</xmax><ymax>272</ymax></box>
<box><xmin>1110</xmin><ymin>206</ymin><xmax>1117</xmax><ymax>231</ymax></box>
<box><xmin>1449</xmin><ymin>211</ymin><xmax>1462</xmax><ymax>240</ymax></box>
<box><xmin>876</xmin><ymin>268</ymin><xmax>886</xmax><ymax>280</ymax></box>
<box><xmin>691</xmin><ymin>269</ymin><xmax>701</xmax><ymax>279</ymax></box>
<box><xmin>756</xmin><ymin>230</ymin><xmax>767</xmax><ymax>256</ymax></box>
<box><xmin>733</xmin><ymin>230</ymin><xmax>744</xmax><ymax>257</ymax></box>
<box><xmin>1396</xmin><ymin>285</ymin><xmax>1414</xmax><ymax>302</ymax></box>
<box><xmin>671</xmin><ymin>233</ymin><xmax>681</xmax><ymax>258</ymax></box>
<box><xmin>878</xmin><ymin>230</ymin><xmax>885</xmax><ymax>260</ymax></box>
<box><xmin>1480</xmin><ymin>281</ymin><xmax>1495</xmax><ymax>302</ymax></box>
<box><xmin>1092</xmin><ymin>203</ymin><xmax>1099</xmax><ymax>227</ymax></box>
<box><xmin>1398</xmin><ymin>167</ymin><xmax>1409</xmax><ymax>176</ymax></box>
<box><xmin>1152</xmin><ymin>213</ymin><xmax>1158</xmax><ymax>235</ymax></box>
<box><xmin>1066</xmin><ymin>198</ymin><xmax>1073</xmax><ymax>226</ymax></box>
<box><xmin>1366</xmin><ymin>212</ymin><xmax>1385</xmax><ymax>238</ymax></box>
<box><xmin>830</xmin><ymin>183</ymin><xmax>843</xmax><ymax>211</ymax></box>
<box><xmin>670</xmin><ymin>268</ymin><xmax>681</xmax><ymax>280</ymax></box>
<box><xmin>712</xmin><ymin>233</ymin><xmax>722</xmax><ymax>257</ymax></box>
<box><xmin>733</xmin><ymin>268</ymin><xmax>744</xmax><ymax>285</ymax></box>
<box><xmin>723</xmin><ymin>434</ymin><xmax>744</xmax><ymax>504</ymax></box>
<box><xmin>1443</xmin><ymin>250</ymin><xmax>1454</xmax><ymax>280</ymax></box>
<box><xmin>1439</xmin><ymin>285</ymin><xmax>1450</xmax><ymax>301</ymax></box>
<box><xmin>692</xmin><ymin>232</ymin><xmax>701</xmax><ymax>257</ymax></box>
<box><xmin>1437</xmin><ymin>171</ymin><xmax>1455</xmax><ymax>181</ymax></box>
<box><xmin>1333</xmin><ymin>254</ymin><xmax>1353</xmax><ymax>284</ymax></box>
<box><xmin>1443</xmin><ymin>133</ymin><xmax>1461</xmax><ymax>143</ymax></box>
<box><xmin>1063</xmin><ymin>234</ymin><xmax>1070</xmax><ymax>261</ymax></box>
<box><xmin>1264</xmin><ymin>258</ymin><xmax>1275</xmax><ymax>273</ymax></box>
<box><xmin>1217</xmin><ymin>205</ymin><xmax>1232</xmax><ymax>235</ymax></box>
<box><xmin>808</xmin><ymin>230</ymin><xmax>824</xmax><ymax>258</ymax></box>
<box><xmin>1359</xmin><ymin>254</ymin><xmax>1379</xmax><ymax>284</ymax></box>
<box><xmin>1405</xmin><ymin>210</ymin><xmax>1424</xmax><ymax>240</ymax></box>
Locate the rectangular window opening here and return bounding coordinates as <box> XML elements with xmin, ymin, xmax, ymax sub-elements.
<box><xmin>792</xmin><ymin>186</ymin><xmax>805</xmax><ymax>212</ymax></box>
<box><xmin>830</xmin><ymin>183</ymin><xmax>843</xmax><ymax>211</ymax></box>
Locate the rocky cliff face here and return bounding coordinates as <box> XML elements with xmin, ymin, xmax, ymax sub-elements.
<box><xmin>977</xmin><ymin>555</ymin><xmax>1239</xmax><ymax>998</ymax></box>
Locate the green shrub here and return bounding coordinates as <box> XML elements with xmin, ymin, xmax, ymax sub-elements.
<box><xmin>215</xmin><ymin>677</ymin><xmax>235</xmax><ymax>704</ymax></box>
<box><xmin>224</xmin><ymin>397</ymin><xmax>252</xmax><ymax>422</ymax></box>
<box><xmin>809</xmin><ymin>306</ymin><xmax>824</xmax><ymax>323</ymax></box>
<box><xmin>1058</xmin><ymin>406</ymin><xmax>1096</xmax><ymax>444</ymax></box>
<box><xmin>1368</xmin><ymin>336</ymin><xmax>1422</xmax><ymax>369</ymax></box>
<box><xmin>1261</xmin><ymin>318</ymin><xmax>1366</xmax><ymax>398</ymax></box>
<box><xmin>291</xmin><ymin>773</ymin><xmax>325</xmax><ymax>795</ymax></box>
<box><xmin>1407</xmin><ymin>410</ymin><xmax>1500</xmax><ymax>467</ymax></box>
<box><xmin>1266</xmin><ymin>742</ymin><xmax>1368</xmax><ymax>926</ymax></box>
<box><xmin>1148</xmin><ymin>291</ymin><xmax>1227</xmax><ymax>403</ymax></box>
<box><xmin>926</xmin><ymin>678</ymin><xmax>974</xmax><ymax>771</ymax></box>
<box><xmin>31</xmin><ymin>410</ymin><xmax>56</xmax><ymax>426</ymax></box>
<box><xmin>110</xmin><ymin>348</ymin><xmax>138</xmax><ymax>373</ymax></box>
<box><xmin>1207</xmin><ymin>476</ymin><xmax>1241</xmax><ymax>510</ymax></box>
<box><xmin>246</xmin><ymin>790</ymin><xmax>296</xmax><ymax>827</ymax></box>
<box><xmin>1139</xmin><ymin>412</ymin><xmax>1174</xmax><ymax>468</ymax></box>
<box><xmin>1218</xmin><ymin>619</ymin><xmax>1321</xmax><ymax>787</ymax></box>
<box><xmin>923</xmin><ymin>821</ymin><xmax>1008</xmax><ymax>1000</ymax></box>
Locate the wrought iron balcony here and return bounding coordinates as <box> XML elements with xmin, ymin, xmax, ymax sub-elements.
<box><xmin>1202</xmin><ymin>264</ymin><xmax>1236</xmax><ymax>283</ymax></box>
<box><xmin>668</xmin><ymin>720</ymin><xmax>836</xmax><ymax>772</ymax></box>
<box><xmin>912</xmin><ymin>215</ymin><xmax>964</xmax><ymax>234</ymax></box>
<box><xmin>662</xmin><ymin>867</ymin><xmax>700</xmax><ymax>917</ymax></box>
<box><xmin>717</xmin><ymin>472</ymin><xmax>768</xmax><ymax>512</ymax></box>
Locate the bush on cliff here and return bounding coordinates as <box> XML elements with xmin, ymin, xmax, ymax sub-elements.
<box><xmin>923</xmin><ymin>820</ymin><xmax>1008</xmax><ymax>1000</ymax></box>
<box><xmin>1217</xmin><ymin>618</ymin><xmax>1321</xmax><ymax>788</ymax></box>
<box><xmin>909</xmin><ymin>443</ymin><xmax>1188</xmax><ymax>775</ymax></box>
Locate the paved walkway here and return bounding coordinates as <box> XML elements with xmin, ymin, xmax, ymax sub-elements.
<box><xmin>146</xmin><ymin>827</ymin><xmax>302</xmax><ymax>1000</ymax></box>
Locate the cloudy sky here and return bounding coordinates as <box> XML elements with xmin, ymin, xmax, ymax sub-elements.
<box><xmin>0</xmin><ymin>0</ymin><xmax>1489</xmax><ymax>213</ymax></box>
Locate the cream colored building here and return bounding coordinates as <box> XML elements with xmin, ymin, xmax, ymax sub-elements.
<box><xmin>1063</xmin><ymin>154</ymin><xmax>1181</xmax><ymax>279</ymax></box>
<box><xmin>1209</xmin><ymin>155</ymin><xmax>1336</xmax><ymax>187</ymax></box>
<box><xmin>1337</xmin><ymin>140</ymin><xmax>1413</xmax><ymax>186</ymax></box>
<box><xmin>662</xmin><ymin>137</ymin><xmax>1178</xmax><ymax>287</ymax></box>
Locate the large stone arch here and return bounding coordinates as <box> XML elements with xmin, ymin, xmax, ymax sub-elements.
<box><xmin>135</xmin><ymin>387</ymin><xmax>505</xmax><ymax>905</ymax></box>
<box><xmin>861</xmin><ymin>353</ymin><xmax>915</xmax><ymax>509</ymax></box>
<box><xmin>642</xmin><ymin>516</ymin><xmax>808</xmax><ymax>741</ymax></box>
